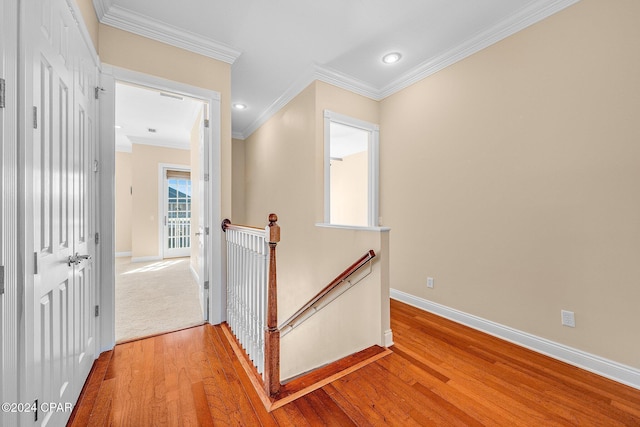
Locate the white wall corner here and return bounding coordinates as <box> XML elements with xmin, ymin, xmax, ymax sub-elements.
<box><xmin>390</xmin><ymin>288</ymin><xmax>640</xmax><ymax>391</ymax></box>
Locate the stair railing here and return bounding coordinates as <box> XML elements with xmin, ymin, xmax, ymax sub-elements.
<box><xmin>222</xmin><ymin>213</ymin><xmax>281</xmax><ymax>396</ymax></box>
<box><xmin>223</xmin><ymin>214</ymin><xmax>376</xmax><ymax>399</ymax></box>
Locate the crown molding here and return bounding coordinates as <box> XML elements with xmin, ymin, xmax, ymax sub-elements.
<box><xmin>99</xmin><ymin>4</ymin><xmax>241</xmax><ymax>64</ymax></box>
<box><xmin>129</xmin><ymin>137</ymin><xmax>191</xmax><ymax>151</ymax></box>
<box><xmin>238</xmin><ymin>64</ymin><xmax>381</xmax><ymax>140</ymax></box>
<box><xmin>238</xmin><ymin>65</ymin><xmax>317</xmax><ymax>140</ymax></box>
<box><xmin>91</xmin><ymin>0</ymin><xmax>112</xmax><ymax>21</ymax></box>
<box><xmin>378</xmin><ymin>0</ymin><xmax>581</xmax><ymax>98</ymax></box>
<box><xmin>314</xmin><ymin>65</ymin><xmax>381</xmax><ymax>101</ymax></box>
<box><xmin>232</xmin><ymin>132</ymin><xmax>245</xmax><ymax>140</ymax></box>
<box><xmin>236</xmin><ymin>0</ymin><xmax>580</xmax><ymax>139</ymax></box>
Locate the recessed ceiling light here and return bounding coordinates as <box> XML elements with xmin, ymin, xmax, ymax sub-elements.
<box><xmin>233</xmin><ymin>103</ymin><xmax>247</xmax><ymax>110</ymax></box>
<box><xmin>382</xmin><ymin>52</ymin><xmax>402</xmax><ymax>64</ymax></box>
<box><xmin>115</xmin><ymin>125</ymin><xmax>122</xmax><ymax>129</ymax></box>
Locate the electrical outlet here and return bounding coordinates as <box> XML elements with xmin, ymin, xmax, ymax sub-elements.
<box><xmin>561</xmin><ymin>310</ymin><xmax>575</xmax><ymax>327</ymax></box>
<box><xmin>427</xmin><ymin>277</ymin><xmax>434</xmax><ymax>289</ymax></box>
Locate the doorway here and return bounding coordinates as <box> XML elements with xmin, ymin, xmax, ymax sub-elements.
<box><xmin>163</xmin><ymin>168</ymin><xmax>192</xmax><ymax>259</ymax></box>
<box><xmin>98</xmin><ymin>66</ymin><xmax>223</xmax><ymax>353</ymax></box>
<box><xmin>113</xmin><ymin>80</ymin><xmax>207</xmax><ymax>342</ymax></box>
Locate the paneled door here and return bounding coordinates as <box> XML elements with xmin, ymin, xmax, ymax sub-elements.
<box><xmin>27</xmin><ymin>0</ymin><xmax>97</xmax><ymax>424</ymax></box>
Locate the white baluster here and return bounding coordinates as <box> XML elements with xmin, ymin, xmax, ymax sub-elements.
<box><xmin>223</xmin><ymin>222</ymin><xmax>270</xmax><ymax>375</ymax></box>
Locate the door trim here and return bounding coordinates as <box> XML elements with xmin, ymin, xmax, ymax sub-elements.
<box><xmin>1</xmin><ymin>0</ymin><xmax>19</xmax><ymax>422</ymax></box>
<box><xmin>98</xmin><ymin>65</ymin><xmax>222</xmax><ymax>352</ymax></box>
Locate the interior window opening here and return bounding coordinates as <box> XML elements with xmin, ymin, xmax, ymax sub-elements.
<box><xmin>323</xmin><ymin>110</ymin><xmax>379</xmax><ymax>228</ymax></box>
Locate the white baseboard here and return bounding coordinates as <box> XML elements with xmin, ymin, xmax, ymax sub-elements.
<box><xmin>130</xmin><ymin>256</ymin><xmax>162</xmax><ymax>263</ymax></box>
<box><xmin>391</xmin><ymin>288</ymin><xmax>640</xmax><ymax>391</ymax></box>
<box><xmin>190</xmin><ymin>263</ymin><xmax>199</xmax><ymax>284</ymax></box>
<box><xmin>383</xmin><ymin>329</ymin><xmax>394</xmax><ymax>347</ymax></box>
<box><xmin>115</xmin><ymin>251</ymin><xmax>132</xmax><ymax>258</ymax></box>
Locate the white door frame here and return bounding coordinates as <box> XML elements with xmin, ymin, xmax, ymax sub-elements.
<box><xmin>98</xmin><ymin>65</ymin><xmax>223</xmax><ymax>352</ymax></box>
<box><xmin>1</xmin><ymin>0</ymin><xmax>19</xmax><ymax>423</ymax></box>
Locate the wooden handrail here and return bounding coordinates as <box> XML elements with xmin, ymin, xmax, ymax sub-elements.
<box><xmin>221</xmin><ymin>219</ymin><xmax>265</xmax><ymax>233</ymax></box>
<box><xmin>278</xmin><ymin>250</ymin><xmax>376</xmax><ymax>333</ymax></box>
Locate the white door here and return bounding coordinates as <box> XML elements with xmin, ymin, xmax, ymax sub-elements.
<box><xmin>197</xmin><ymin>105</ymin><xmax>210</xmax><ymax>319</ymax></box>
<box><xmin>27</xmin><ymin>0</ymin><xmax>97</xmax><ymax>424</ymax></box>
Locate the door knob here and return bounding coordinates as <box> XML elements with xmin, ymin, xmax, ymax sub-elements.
<box><xmin>67</xmin><ymin>253</ymin><xmax>92</xmax><ymax>266</ymax></box>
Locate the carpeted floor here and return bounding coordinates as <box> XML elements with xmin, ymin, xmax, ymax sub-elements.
<box><xmin>115</xmin><ymin>257</ymin><xmax>204</xmax><ymax>342</ymax></box>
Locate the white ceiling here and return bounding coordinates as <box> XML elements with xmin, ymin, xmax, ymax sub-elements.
<box><xmin>115</xmin><ymin>82</ymin><xmax>204</xmax><ymax>152</ymax></box>
<box><xmin>95</xmin><ymin>0</ymin><xmax>579</xmax><ymax>140</ymax></box>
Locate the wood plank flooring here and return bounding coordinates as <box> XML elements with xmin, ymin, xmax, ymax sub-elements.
<box><xmin>69</xmin><ymin>299</ymin><xmax>640</xmax><ymax>426</ymax></box>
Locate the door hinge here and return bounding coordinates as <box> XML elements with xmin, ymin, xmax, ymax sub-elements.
<box><xmin>34</xmin><ymin>252</ymin><xmax>38</xmax><ymax>275</ymax></box>
<box><xmin>95</xmin><ymin>305</ymin><xmax>99</xmax><ymax>317</ymax></box>
<box><xmin>204</xmin><ymin>119</ymin><xmax>210</xmax><ymax>128</ymax></box>
<box><xmin>204</xmin><ymin>173</ymin><xmax>209</xmax><ymax>182</ymax></box>
<box><xmin>0</xmin><ymin>78</ymin><xmax>5</xmax><ymax>109</ymax></box>
<box><xmin>205</xmin><ymin>227</ymin><xmax>210</xmax><ymax>235</ymax></box>
<box><xmin>0</xmin><ymin>265</ymin><xmax>5</xmax><ymax>295</ymax></box>
<box><xmin>204</xmin><ymin>281</ymin><xmax>209</xmax><ymax>290</ymax></box>
<box><xmin>33</xmin><ymin>106</ymin><xmax>38</xmax><ymax>129</ymax></box>
<box><xmin>94</xmin><ymin>232</ymin><xmax>100</xmax><ymax>244</ymax></box>
<box><xmin>93</xmin><ymin>159</ymin><xmax>99</xmax><ymax>172</ymax></box>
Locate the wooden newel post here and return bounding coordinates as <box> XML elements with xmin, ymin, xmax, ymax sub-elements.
<box><xmin>264</xmin><ymin>213</ymin><xmax>281</xmax><ymax>396</ymax></box>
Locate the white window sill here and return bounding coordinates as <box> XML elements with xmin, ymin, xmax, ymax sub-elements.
<box><xmin>315</xmin><ymin>223</ymin><xmax>391</xmax><ymax>232</ymax></box>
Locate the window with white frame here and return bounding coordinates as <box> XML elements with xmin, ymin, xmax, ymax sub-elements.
<box><xmin>323</xmin><ymin>110</ymin><xmax>379</xmax><ymax>227</ymax></box>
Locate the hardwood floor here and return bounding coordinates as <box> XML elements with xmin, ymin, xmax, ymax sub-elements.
<box><xmin>69</xmin><ymin>300</ymin><xmax>640</xmax><ymax>426</ymax></box>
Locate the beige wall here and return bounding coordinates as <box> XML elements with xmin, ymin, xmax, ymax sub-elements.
<box><xmin>330</xmin><ymin>150</ymin><xmax>368</xmax><ymax>226</ymax></box>
<box><xmin>98</xmin><ymin>24</ymin><xmax>233</xmax><ymax>221</ymax></box>
<box><xmin>232</xmin><ymin>138</ymin><xmax>246</xmax><ymax>225</ymax></box>
<box><xmin>131</xmin><ymin>144</ymin><xmax>190</xmax><ymax>259</ymax></box>
<box><xmin>244</xmin><ymin>81</ymin><xmax>389</xmax><ymax>379</ymax></box>
<box><xmin>115</xmin><ymin>152</ymin><xmax>132</xmax><ymax>253</ymax></box>
<box><xmin>380</xmin><ymin>0</ymin><xmax>640</xmax><ymax>369</ymax></box>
